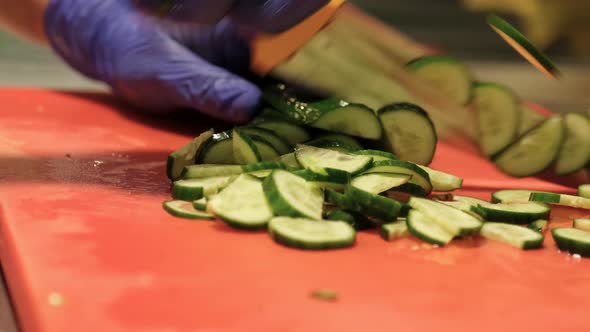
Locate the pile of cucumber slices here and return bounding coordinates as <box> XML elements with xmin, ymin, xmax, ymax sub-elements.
<box><xmin>162</xmin><ymin>89</ymin><xmax>590</xmax><ymax>257</ymax></box>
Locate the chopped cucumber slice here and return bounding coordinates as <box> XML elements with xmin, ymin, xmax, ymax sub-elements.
<box><xmin>233</xmin><ymin>129</ymin><xmax>262</xmax><ymax>164</ymax></box>
<box><xmin>481</xmin><ymin>222</ymin><xmax>544</xmax><ymax>250</ymax></box>
<box><xmin>409</xmin><ymin>197</ymin><xmax>483</xmax><ymax>236</ymax></box>
<box><xmin>555</xmin><ymin>113</ymin><xmax>590</xmax><ymax>175</ymax></box>
<box><xmin>407</xmin><ymin>209</ymin><xmax>454</xmax><ymax>246</ymax></box>
<box><xmin>492</xmin><ymin>189</ymin><xmax>538</xmax><ymax>203</ymax></box>
<box><xmin>182</xmin><ymin>164</ymin><xmax>243</xmax><ymax>179</ymax></box>
<box><xmin>363</xmin><ymin>160</ymin><xmax>432</xmax><ymax>195</ymax></box>
<box><xmin>517</xmin><ymin>104</ymin><xmax>545</xmax><ymax>135</ymax></box>
<box><xmin>470</xmin><ymin>202</ymin><xmax>550</xmax><ymax>224</ymax></box>
<box><xmin>529</xmin><ymin>191</ymin><xmax>590</xmax><ymax>210</ymax></box>
<box><xmin>417</xmin><ymin>166</ymin><xmax>463</xmax><ymax>192</ymax></box>
<box><xmin>381</xmin><ymin>221</ymin><xmax>409</xmax><ymax>241</ymax></box>
<box><xmin>163</xmin><ymin>200</ymin><xmax>215</xmax><ymax>220</ymax></box>
<box><xmin>471</xmin><ymin>82</ymin><xmax>519</xmax><ymax>157</ymax></box>
<box><xmin>292</xmin><ymin>167</ymin><xmax>350</xmax><ymax>190</ymax></box>
<box><xmin>339</xmin><ymin>185</ymin><xmax>403</xmax><ymax>221</ymax></box>
<box><xmin>295</xmin><ymin>145</ymin><xmax>373</xmax><ymax>175</ymax></box>
<box><xmin>487</xmin><ymin>14</ymin><xmax>559</xmax><ymax>79</ymax></box>
<box><xmin>325</xmin><ymin>209</ymin><xmax>375</xmax><ymax>231</ymax></box>
<box><xmin>573</xmin><ymin>219</ymin><xmax>590</xmax><ymax>232</ymax></box>
<box><xmin>378</xmin><ymin>103</ymin><xmax>437</xmax><ymax>165</ymax></box>
<box><xmin>406</xmin><ymin>55</ymin><xmax>473</xmax><ymax>105</ymax></box>
<box><xmin>578</xmin><ymin>184</ymin><xmax>590</xmax><ymax>199</ymax></box>
<box><xmin>192</xmin><ymin>198</ymin><xmax>207</xmax><ymax>211</ymax></box>
<box><xmin>208</xmin><ymin>174</ymin><xmax>273</xmax><ymax>229</ymax></box>
<box><xmin>268</xmin><ymin>217</ymin><xmax>356</xmax><ymax>250</ymax></box>
<box><xmin>239</xmin><ymin>127</ymin><xmax>292</xmax><ymax>155</ymax></box>
<box><xmin>351</xmin><ymin>173</ymin><xmax>410</xmax><ymax>194</ymax></box>
<box><xmin>263</xmin><ymin>169</ymin><xmax>324</xmax><ymax>220</ymax></box>
<box><xmin>311</xmin><ymin>103</ymin><xmax>383</xmax><ymax>140</ymax></box>
<box><xmin>252</xmin><ymin>117</ymin><xmax>311</xmax><ymax>145</ymax></box>
<box><xmin>196</xmin><ymin>131</ymin><xmax>235</xmax><ymax>165</ymax></box>
<box><xmin>172</xmin><ymin>176</ymin><xmax>237</xmax><ymax>201</ymax></box>
<box><xmin>353</xmin><ymin>149</ymin><xmax>398</xmax><ymax>161</ymax></box>
<box><xmin>551</xmin><ymin>228</ymin><xmax>590</xmax><ymax>257</ymax></box>
<box><xmin>493</xmin><ymin>116</ymin><xmax>565</xmax><ymax>177</ymax></box>
<box><xmin>527</xmin><ymin>219</ymin><xmax>548</xmax><ymax>233</ymax></box>
<box><xmin>166</xmin><ymin>129</ymin><xmax>214</xmax><ymax>180</ymax></box>
<box><xmin>305</xmin><ymin>133</ymin><xmax>363</xmax><ymax>152</ymax></box>
<box><xmin>438</xmin><ymin>195</ymin><xmax>489</xmax><ymax>214</ymax></box>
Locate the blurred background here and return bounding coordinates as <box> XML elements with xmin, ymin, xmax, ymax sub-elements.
<box><xmin>0</xmin><ymin>0</ymin><xmax>588</xmax><ymax>112</ymax></box>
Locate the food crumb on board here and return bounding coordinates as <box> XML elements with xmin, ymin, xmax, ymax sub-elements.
<box><xmin>65</xmin><ymin>153</ymin><xmax>71</xmax><ymax>158</ymax></box>
<box><xmin>310</xmin><ymin>289</ymin><xmax>338</xmax><ymax>302</ymax></box>
<box><xmin>573</xmin><ymin>254</ymin><xmax>582</xmax><ymax>260</ymax></box>
<box><xmin>48</xmin><ymin>292</ymin><xmax>64</xmax><ymax>307</ymax></box>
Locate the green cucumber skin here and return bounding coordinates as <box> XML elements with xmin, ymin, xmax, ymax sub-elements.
<box><xmin>268</xmin><ymin>226</ymin><xmax>356</xmax><ymax>250</ymax></box>
<box><xmin>326</xmin><ymin>209</ymin><xmax>375</xmax><ymax>231</ymax></box>
<box><xmin>389</xmin><ymin>183</ymin><xmax>428</xmax><ymax>197</ymax></box>
<box><xmin>305</xmin><ymin>134</ymin><xmax>364</xmax><ymax>152</ymax></box>
<box><xmin>481</xmin><ymin>223</ymin><xmax>544</xmax><ymax>250</ymax></box>
<box><xmin>162</xmin><ymin>201</ymin><xmax>215</xmax><ymax>220</ymax></box>
<box><xmin>552</xmin><ymin>228</ymin><xmax>590</xmax><ymax>257</ymax></box>
<box><xmin>292</xmin><ymin>168</ymin><xmax>351</xmax><ymax>185</ymax></box>
<box><xmin>470</xmin><ymin>204</ymin><xmax>550</xmax><ymax>225</ymax></box>
<box><xmin>353</xmin><ymin>150</ymin><xmax>398</xmax><ymax>161</ymax></box>
<box><xmin>172</xmin><ymin>186</ymin><xmax>204</xmax><ymax>201</ymax></box>
<box><xmin>239</xmin><ymin>127</ymin><xmax>292</xmax><ymax>155</ymax></box>
<box><xmin>529</xmin><ymin>192</ymin><xmax>561</xmax><ymax>204</ymax></box>
<box><xmin>344</xmin><ymin>186</ymin><xmax>402</xmax><ymax>221</ymax></box>
<box><xmin>527</xmin><ymin>219</ymin><xmax>548</xmax><ymax>233</ymax></box>
<box><xmin>365</xmin><ymin>159</ymin><xmax>432</xmax><ymax>195</ymax></box>
<box><xmin>262</xmin><ymin>171</ymin><xmax>323</xmax><ymax>219</ymax></box>
<box><xmin>406</xmin><ymin>210</ymin><xmax>451</xmax><ymax>246</ymax></box>
<box><xmin>196</xmin><ymin>131</ymin><xmax>234</xmax><ymax>165</ymax></box>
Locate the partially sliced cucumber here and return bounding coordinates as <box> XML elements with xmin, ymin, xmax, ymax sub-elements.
<box><xmin>268</xmin><ymin>217</ymin><xmax>356</xmax><ymax>250</ymax></box>
<box><xmin>527</xmin><ymin>219</ymin><xmax>548</xmax><ymax>233</ymax></box>
<box><xmin>554</xmin><ymin>113</ymin><xmax>590</xmax><ymax>175</ymax></box>
<box><xmin>192</xmin><ymin>197</ymin><xmax>208</xmax><ymax>211</ymax></box>
<box><xmin>480</xmin><ymin>222</ymin><xmax>544</xmax><ymax>250</ymax></box>
<box><xmin>517</xmin><ymin>104</ymin><xmax>545</xmax><ymax>135</ymax></box>
<box><xmin>163</xmin><ymin>200</ymin><xmax>215</xmax><ymax>220</ymax></box>
<box><xmin>493</xmin><ymin>116</ymin><xmax>565</xmax><ymax>177</ymax></box>
<box><xmin>438</xmin><ymin>195</ymin><xmax>489</xmax><ymax>215</ymax></box>
<box><xmin>172</xmin><ymin>176</ymin><xmax>237</xmax><ymax>201</ymax></box>
<box><xmin>291</xmin><ymin>167</ymin><xmax>350</xmax><ymax>190</ymax></box>
<box><xmin>363</xmin><ymin>160</ymin><xmax>432</xmax><ymax>195</ymax></box>
<box><xmin>381</xmin><ymin>221</ymin><xmax>409</xmax><ymax>241</ymax></box>
<box><xmin>196</xmin><ymin>131</ymin><xmax>235</xmax><ymax>165</ymax></box>
<box><xmin>325</xmin><ymin>209</ymin><xmax>375</xmax><ymax>231</ymax></box>
<box><xmin>470</xmin><ymin>202</ymin><xmax>550</xmax><ymax>224</ymax></box>
<box><xmin>252</xmin><ymin>117</ymin><xmax>312</xmax><ymax>145</ymax></box>
<box><xmin>351</xmin><ymin>173</ymin><xmax>410</xmax><ymax>194</ymax></box>
<box><xmin>233</xmin><ymin>129</ymin><xmax>262</xmax><ymax>164</ymax></box>
<box><xmin>573</xmin><ymin>219</ymin><xmax>590</xmax><ymax>232</ymax></box>
<box><xmin>529</xmin><ymin>191</ymin><xmax>590</xmax><ymax>210</ymax></box>
<box><xmin>295</xmin><ymin>145</ymin><xmax>373</xmax><ymax>175</ymax></box>
<box><xmin>408</xmin><ymin>197</ymin><xmax>483</xmax><ymax>236</ymax></box>
<box><xmin>492</xmin><ymin>189</ymin><xmax>538</xmax><ymax>203</ymax></box>
<box><xmin>278</xmin><ymin>152</ymin><xmax>301</xmax><ymax>169</ymax></box>
<box><xmin>353</xmin><ymin>149</ymin><xmax>398</xmax><ymax>161</ymax></box>
<box><xmin>406</xmin><ymin>209</ymin><xmax>454</xmax><ymax>246</ymax></box>
<box><xmin>406</xmin><ymin>55</ymin><xmax>473</xmax><ymax>105</ymax></box>
<box><xmin>551</xmin><ymin>228</ymin><xmax>590</xmax><ymax>257</ymax></box>
<box><xmin>471</xmin><ymin>82</ymin><xmax>520</xmax><ymax>157</ymax></box>
<box><xmin>417</xmin><ymin>166</ymin><xmax>463</xmax><ymax>192</ymax></box>
<box><xmin>378</xmin><ymin>103</ymin><xmax>437</xmax><ymax>165</ymax></box>
<box><xmin>208</xmin><ymin>174</ymin><xmax>273</xmax><ymax>229</ymax></box>
<box><xmin>166</xmin><ymin>129</ymin><xmax>214</xmax><ymax>180</ymax></box>
<box><xmin>344</xmin><ymin>185</ymin><xmax>402</xmax><ymax>221</ymax></box>
<box><xmin>310</xmin><ymin>103</ymin><xmax>383</xmax><ymax>140</ymax></box>
<box><xmin>578</xmin><ymin>184</ymin><xmax>590</xmax><ymax>199</ymax></box>
<box><xmin>305</xmin><ymin>133</ymin><xmax>364</xmax><ymax>152</ymax></box>
<box><xmin>239</xmin><ymin>127</ymin><xmax>292</xmax><ymax>155</ymax></box>
<box><xmin>263</xmin><ymin>169</ymin><xmax>324</xmax><ymax>220</ymax></box>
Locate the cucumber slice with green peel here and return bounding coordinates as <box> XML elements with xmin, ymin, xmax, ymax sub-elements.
<box><xmin>481</xmin><ymin>222</ymin><xmax>544</xmax><ymax>250</ymax></box>
<box><xmin>310</xmin><ymin>103</ymin><xmax>383</xmax><ymax>140</ymax></box>
<box><xmin>163</xmin><ymin>200</ymin><xmax>215</xmax><ymax>220</ymax></box>
<box><xmin>408</xmin><ymin>197</ymin><xmax>483</xmax><ymax>236</ymax></box>
<box><xmin>208</xmin><ymin>174</ymin><xmax>273</xmax><ymax>229</ymax></box>
<box><xmin>577</xmin><ymin>184</ymin><xmax>590</xmax><ymax>199</ymax></box>
<box><xmin>353</xmin><ymin>150</ymin><xmax>398</xmax><ymax>161</ymax></box>
<box><xmin>351</xmin><ymin>173</ymin><xmax>410</xmax><ymax>195</ymax></box>
<box><xmin>262</xmin><ymin>84</ymin><xmax>323</xmax><ymax>124</ymax></box>
<box><xmin>295</xmin><ymin>145</ymin><xmax>373</xmax><ymax>175</ymax></box>
<box><xmin>417</xmin><ymin>166</ymin><xmax>463</xmax><ymax>192</ymax></box>
<box><xmin>555</xmin><ymin>113</ymin><xmax>590</xmax><ymax>175</ymax></box>
<box><xmin>172</xmin><ymin>176</ymin><xmax>237</xmax><ymax>201</ymax></box>
<box><xmin>196</xmin><ymin>131</ymin><xmax>235</xmax><ymax>165</ymax></box>
<box><xmin>305</xmin><ymin>133</ymin><xmax>364</xmax><ymax>152</ymax></box>
<box><xmin>527</xmin><ymin>219</ymin><xmax>548</xmax><ymax>233</ymax></box>
<box><xmin>471</xmin><ymin>82</ymin><xmax>520</xmax><ymax>157</ymax></box>
<box><xmin>406</xmin><ymin>55</ymin><xmax>473</xmax><ymax>105</ymax></box>
<box><xmin>233</xmin><ymin>129</ymin><xmax>262</xmax><ymax>164</ymax></box>
<box><xmin>517</xmin><ymin>104</ymin><xmax>545</xmax><ymax>135</ymax></box>
<box><xmin>292</xmin><ymin>167</ymin><xmax>350</xmax><ymax>190</ymax></box>
<box><xmin>438</xmin><ymin>195</ymin><xmax>489</xmax><ymax>212</ymax></box>
<box><xmin>239</xmin><ymin>127</ymin><xmax>292</xmax><ymax>155</ymax></box>
<box><xmin>529</xmin><ymin>191</ymin><xmax>590</xmax><ymax>210</ymax></box>
<box><xmin>492</xmin><ymin>189</ymin><xmax>539</xmax><ymax>203</ymax></box>
<box><xmin>325</xmin><ymin>209</ymin><xmax>375</xmax><ymax>231</ymax></box>
<box><xmin>551</xmin><ymin>228</ymin><xmax>590</xmax><ymax>257</ymax></box>
<box><xmin>573</xmin><ymin>219</ymin><xmax>590</xmax><ymax>232</ymax></box>
<box><xmin>406</xmin><ymin>209</ymin><xmax>454</xmax><ymax>246</ymax></box>
<box><xmin>389</xmin><ymin>183</ymin><xmax>428</xmax><ymax>197</ymax></box>
<box><xmin>381</xmin><ymin>221</ymin><xmax>409</xmax><ymax>241</ymax></box>
<box><xmin>251</xmin><ymin>136</ymin><xmax>281</xmax><ymax>161</ymax></box>
<box><xmin>493</xmin><ymin>116</ymin><xmax>565</xmax><ymax>177</ymax></box>
<box><xmin>487</xmin><ymin>14</ymin><xmax>559</xmax><ymax>79</ymax></box>
<box><xmin>363</xmin><ymin>159</ymin><xmax>432</xmax><ymax>195</ymax></box>
<box><xmin>378</xmin><ymin>103</ymin><xmax>437</xmax><ymax>165</ymax></box>
<box><xmin>192</xmin><ymin>198</ymin><xmax>208</xmax><ymax>211</ymax></box>
<box><xmin>166</xmin><ymin>129</ymin><xmax>214</xmax><ymax>180</ymax></box>
<box><xmin>470</xmin><ymin>202</ymin><xmax>550</xmax><ymax>224</ymax></box>
<box><xmin>343</xmin><ymin>185</ymin><xmax>403</xmax><ymax>221</ymax></box>
<box><xmin>278</xmin><ymin>153</ymin><xmax>301</xmax><ymax>169</ymax></box>
<box><xmin>268</xmin><ymin>217</ymin><xmax>356</xmax><ymax>250</ymax></box>
<box><xmin>263</xmin><ymin>169</ymin><xmax>324</xmax><ymax>220</ymax></box>
<box><xmin>182</xmin><ymin>164</ymin><xmax>243</xmax><ymax>179</ymax></box>
<box><xmin>251</xmin><ymin>117</ymin><xmax>311</xmax><ymax>145</ymax></box>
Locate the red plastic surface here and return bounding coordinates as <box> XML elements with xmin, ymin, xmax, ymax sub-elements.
<box><xmin>1</xmin><ymin>89</ymin><xmax>589</xmax><ymax>332</ymax></box>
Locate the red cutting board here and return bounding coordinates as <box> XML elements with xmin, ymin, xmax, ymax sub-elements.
<box><xmin>1</xmin><ymin>89</ymin><xmax>589</xmax><ymax>332</ymax></box>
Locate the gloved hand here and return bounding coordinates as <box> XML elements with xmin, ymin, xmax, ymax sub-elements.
<box><xmin>44</xmin><ymin>0</ymin><xmax>329</xmax><ymax>123</ymax></box>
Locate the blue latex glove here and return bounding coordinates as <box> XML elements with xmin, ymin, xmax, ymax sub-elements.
<box><xmin>44</xmin><ymin>0</ymin><xmax>328</xmax><ymax>123</ymax></box>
